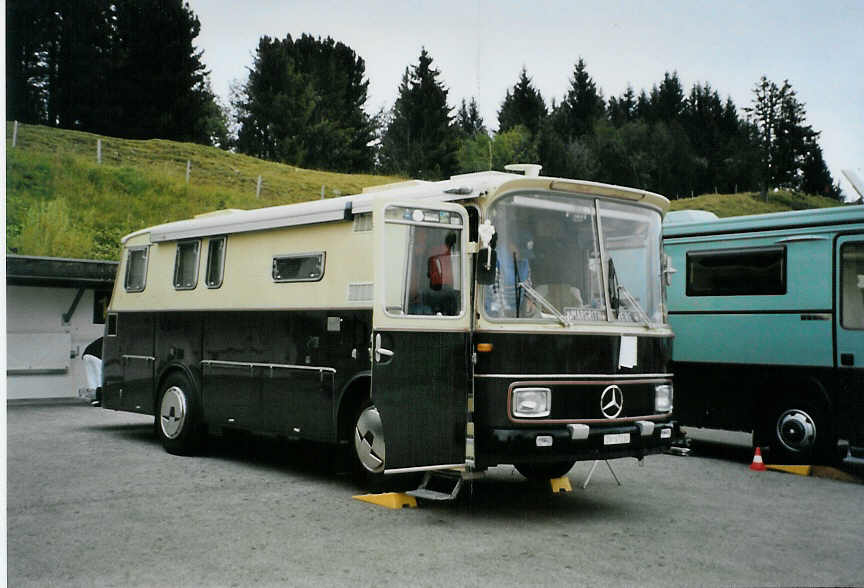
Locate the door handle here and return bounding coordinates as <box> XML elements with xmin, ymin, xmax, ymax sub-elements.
<box><xmin>374</xmin><ymin>333</ymin><xmax>394</xmax><ymax>363</ymax></box>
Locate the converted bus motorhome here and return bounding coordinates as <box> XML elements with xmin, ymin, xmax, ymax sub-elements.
<box><xmin>663</xmin><ymin>206</ymin><xmax>864</xmax><ymax>463</ymax></box>
<box><xmin>101</xmin><ymin>167</ymin><xmax>677</xmax><ymax>485</ymax></box>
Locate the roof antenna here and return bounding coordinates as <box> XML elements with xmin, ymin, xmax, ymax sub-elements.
<box><xmin>505</xmin><ymin>163</ymin><xmax>542</xmax><ymax>177</ymax></box>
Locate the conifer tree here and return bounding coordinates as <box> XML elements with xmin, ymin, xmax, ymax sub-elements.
<box><xmin>556</xmin><ymin>58</ymin><xmax>605</xmax><ymax>140</ymax></box>
<box><xmin>608</xmin><ymin>85</ymin><xmax>637</xmax><ymax>127</ymax></box>
<box><xmin>497</xmin><ymin>67</ymin><xmax>546</xmax><ymax>137</ymax></box>
<box><xmin>745</xmin><ymin>76</ymin><xmax>834</xmax><ymax>195</ymax></box>
<box><xmin>234</xmin><ymin>34</ymin><xmax>375</xmax><ymax>171</ymax></box>
<box><xmin>6</xmin><ymin>0</ymin><xmax>226</xmax><ymax>146</ymax></box>
<box><xmin>379</xmin><ymin>48</ymin><xmax>459</xmax><ymax>179</ymax></box>
<box><xmin>456</xmin><ymin>97</ymin><xmax>486</xmax><ymax>138</ymax></box>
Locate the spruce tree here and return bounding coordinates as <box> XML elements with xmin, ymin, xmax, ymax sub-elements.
<box><xmin>234</xmin><ymin>34</ymin><xmax>375</xmax><ymax>171</ymax></box>
<box><xmin>745</xmin><ymin>76</ymin><xmax>834</xmax><ymax>194</ymax></box>
<box><xmin>456</xmin><ymin>97</ymin><xmax>486</xmax><ymax>138</ymax></box>
<box><xmin>497</xmin><ymin>67</ymin><xmax>546</xmax><ymax>137</ymax></box>
<box><xmin>556</xmin><ymin>58</ymin><xmax>605</xmax><ymax>140</ymax></box>
<box><xmin>234</xmin><ymin>36</ymin><xmax>317</xmax><ymax>163</ymax></box>
<box><xmin>379</xmin><ymin>48</ymin><xmax>459</xmax><ymax>179</ymax></box>
<box><xmin>608</xmin><ymin>85</ymin><xmax>637</xmax><ymax>127</ymax></box>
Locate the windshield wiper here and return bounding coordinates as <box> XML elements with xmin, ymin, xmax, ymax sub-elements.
<box><xmin>517</xmin><ymin>281</ymin><xmax>572</xmax><ymax>327</ymax></box>
<box><xmin>616</xmin><ymin>284</ymin><xmax>654</xmax><ymax>328</ymax></box>
<box><xmin>513</xmin><ymin>252</ymin><xmax>522</xmax><ymax>318</ymax></box>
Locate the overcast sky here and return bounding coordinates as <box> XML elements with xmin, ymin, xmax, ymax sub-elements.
<box><xmin>188</xmin><ymin>0</ymin><xmax>863</xmax><ymax>197</ymax></box>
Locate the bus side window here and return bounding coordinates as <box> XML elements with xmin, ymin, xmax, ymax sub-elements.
<box><xmin>173</xmin><ymin>240</ymin><xmax>201</xmax><ymax>290</ymax></box>
<box><xmin>205</xmin><ymin>237</ymin><xmax>227</xmax><ymax>288</ymax></box>
<box><xmin>841</xmin><ymin>243</ymin><xmax>864</xmax><ymax>329</ymax></box>
<box><xmin>124</xmin><ymin>247</ymin><xmax>149</xmax><ymax>293</ymax></box>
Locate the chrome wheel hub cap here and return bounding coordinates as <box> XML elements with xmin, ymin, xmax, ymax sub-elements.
<box><xmin>354</xmin><ymin>406</ymin><xmax>385</xmax><ymax>473</ymax></box>
<box><xmin>776</xmin><ymin>409</ymin><xmax>816</xmax><ymax>453</ymax></box>
<box><xmin>160</xmin><ymin>386</ymin><xmax>187</xmax><ymax>440</ymax></box>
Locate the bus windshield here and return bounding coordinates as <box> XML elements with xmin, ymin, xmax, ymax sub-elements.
<box><xmin>483</xmin><ymin>192</ymin><xmax>663</xmax><ymax>326</ymax></box>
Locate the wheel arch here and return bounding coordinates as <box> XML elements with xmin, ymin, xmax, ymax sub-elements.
<box><xmin>336</xmin><ymin>372</ymin><xmax>372</xmax><ymax>443</ymax></box>
<box><xmin>154</xmin><ymin>362</ymin><xmax>200</xmax><ymax>412</ymax></box>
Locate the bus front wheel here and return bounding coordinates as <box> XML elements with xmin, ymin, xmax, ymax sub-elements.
<box><xmin>156</xmin><ymin>373</ymin><xmax>203</xmax><ymax>456</ymax></box>
<box><xmin>352</xmin><ymin>399</ymin><xmax>386</xmax><ymax>486</ymax></box>
<box><xmin>514</xmin><ymin>460</ymin><xmax>576</xmax><ymax>481</ymax></box>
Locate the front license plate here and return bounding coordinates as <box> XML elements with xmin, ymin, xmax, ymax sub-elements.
<box><xmin>603</xmin><ymin>433</ymin><xmax>631</xmax><ymax>446</ymax></box>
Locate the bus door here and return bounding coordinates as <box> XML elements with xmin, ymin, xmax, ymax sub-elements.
<box><xmin>371</xmin><ymin>199</ymin><xmax>471</xmax><ymax>473</ymax></box>
<box><xmin>120</xmin><ymin>313</ymin><xmax>155</xmax><ymax>413</ymax></box>
<box><xmin>836</xmin><ymin>235</ymin><xmax>864</xmax><ymax>447</ymax></box>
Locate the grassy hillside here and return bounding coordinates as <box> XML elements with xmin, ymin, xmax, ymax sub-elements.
<box><xmin>5</xmin><ymin>122</ymin><xmax>401</xmax><ymax>260</ymax></box>
<box><xmin>668</xmin><ymin>190</ymin><xmax>842</xmax><ymax>217</ymax></box>
<box><xmin>5</xmin><ymin>122</ymin><xmax>844</xmax><ymax>260</ymax></box>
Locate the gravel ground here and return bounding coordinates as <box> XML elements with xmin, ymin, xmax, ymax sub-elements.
<box><xmin>7</xmin><ymin>402</ymin><xmax>864</xmax><ymax>587</ymax></box>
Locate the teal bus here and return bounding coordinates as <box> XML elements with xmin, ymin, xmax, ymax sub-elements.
<box><xmin>663</xmin><ymin>206</ymin><xmax>864</xmax><ymax>463</ymax></box>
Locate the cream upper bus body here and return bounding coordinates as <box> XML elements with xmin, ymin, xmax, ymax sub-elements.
<box><xmin>110</xmin><ymin>170</ymin><xmax>670</xmax><ymax>338</ymax></box>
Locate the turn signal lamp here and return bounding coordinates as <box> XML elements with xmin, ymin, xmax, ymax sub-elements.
<box><xmin>476</xmin><ymin>343</ymin><xmax>493</xmax><ymax>353</ymax></box>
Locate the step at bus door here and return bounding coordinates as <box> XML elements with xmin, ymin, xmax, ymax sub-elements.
<box><xmin>835</xmin><ymin>235</ymin><xmax>864</xmax><ymax>448</ymax></box>
<box><xmin>371</xmin><ymin>198</ymin><xmax>471</xmax><ymax>473</ymax></box>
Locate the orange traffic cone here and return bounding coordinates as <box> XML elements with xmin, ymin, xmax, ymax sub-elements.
<box><xmin>750</xmin><ymin>447</ymin><xmax>767</xmax><ymax>471</ymax></box>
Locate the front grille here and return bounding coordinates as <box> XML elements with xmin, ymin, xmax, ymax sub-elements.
<box><xmin>509</xmin><ymin>380</ymin><xmax>662</xmax><ymax>421</ymax></box>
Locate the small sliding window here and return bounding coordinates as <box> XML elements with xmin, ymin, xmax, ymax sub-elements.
<box><xmin>205</xmin><ymin>237</ymin><xmax>227</xmax><ymax>289</ymax></box>
<box><xmin>173</xmin><ymin>240</ymin><xmax>201</xmax><ymax>290</ymax></box>
<box><xmin>273</xmin><ymin>252</ymin><xmax>325</xmax><ymax>283</ymax></box>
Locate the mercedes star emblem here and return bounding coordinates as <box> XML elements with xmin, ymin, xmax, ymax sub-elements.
<box><xmin>600</xmin><ymin>385</ymin><xmax>624</xmax><ymax>419</ymax></box>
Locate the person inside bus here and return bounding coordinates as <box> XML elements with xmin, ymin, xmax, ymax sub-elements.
<box><xmin>424</xmin><ymin>230</ymin><xmax>460</xmax><ymax>316</ymax></box>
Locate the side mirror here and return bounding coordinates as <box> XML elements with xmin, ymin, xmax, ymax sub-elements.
<box><xmin>476</xmin><ymin>249</ymin><xmax>497</xmax><ymax>284</ymax></box>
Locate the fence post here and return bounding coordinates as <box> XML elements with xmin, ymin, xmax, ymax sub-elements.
<box><xmin>320</xmin><ymin>185</ymin><xmax>325</xmax><ymax>200</ymax></box>
<box><xmin>256</xmin><ymin>175</ymin><xmax>263</xmax><ymax>199</ymax></box>
<box><xmin>12</xmin><ymin>121</ymin><xmax>18</xmax><ymax>147</ymax></box>
<box><xmin>97</xmin><ymin>139</ymin><xmax>102</xmax><ymax>164</ymax></box>
<box><xmin>186</xmin><ymin>160</ymin><xmax>191</xmax><ymax>183</ymax></box>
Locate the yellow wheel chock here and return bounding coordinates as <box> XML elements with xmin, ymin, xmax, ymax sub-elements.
<box><xmin>549</xmin><ymin>476</ymin><xmax>573</xmax><ymax>493</ymax></box>
<box><xmin>765</xmin><ymin>464</ymin><xmax>812</xmax><ymax>476</ymax></box>
<box><xmin>352</xmin><ymin>492</ymin><xmax>418</xmax><ymax>509</ymax></box>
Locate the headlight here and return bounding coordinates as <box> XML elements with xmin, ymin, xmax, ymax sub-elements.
<box><xmin>512</xmin><ymin>387</ymin><xmax>551</xmax><ymax>418</ymax></box>
<box><xmin>654</xmin><ymin>384</ymin><xmax>673</xmax><ymax>413</ymax></box>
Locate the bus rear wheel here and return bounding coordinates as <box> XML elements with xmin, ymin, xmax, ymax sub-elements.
<box><xmin>514</xmin><ymin>460</ymin><xmax>576</xmax><ymax>481</ymax></box>
<box><xmin>156</xmin><ymin>374</ymin><xmax>202</xmax><ymax>456</ymax></box>
<box><xmin>763</xmin><ymin>401</ymin><xmax>836</xmax><ymax>465</ymax></box>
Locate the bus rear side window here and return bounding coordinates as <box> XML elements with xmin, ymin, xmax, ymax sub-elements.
<box><xmin>686</xmin><ymin>247</ymin><xmax>786</xmax><ymax>296</ymax></box>
<box><xmin>124</xmin><ymin>247</ymin><xmax>148</xmax><ymax>292</ymax></box>
<box><xmin>273</xmin><ymin>253</ymin><xmax>325</xmax><ymax>282</ymax></box>
<box><xmin>205</xmin><ymin>237</ymin><xmax>226</xmax><ymax>288</ymax></box>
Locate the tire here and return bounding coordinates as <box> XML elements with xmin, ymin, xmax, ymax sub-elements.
<box><xmin>351</xmin><ymin>399</ymin><xmax>387</xmax><ymax>488</ymax></box>
<box><xmin>156</xmin><ymin>373</ymin><xmax>203</xmax><ymax>456</ymax></box>
<box><xmin>764</xmin><ymin>400</ymin><xmax>836</xmax><ymax>465</ymax></box>
<box><xmin>514</xmin><ymin>460</ymin><xmax>576</xmax><ymax>481</ymax></box>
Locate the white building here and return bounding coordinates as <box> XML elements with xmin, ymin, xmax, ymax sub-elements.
<box><xmin>6</xmin><ymin>255</ymin><xmax>117</xmax><ymax>401</ymax></box>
